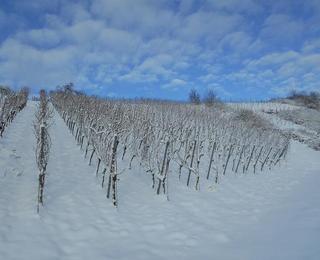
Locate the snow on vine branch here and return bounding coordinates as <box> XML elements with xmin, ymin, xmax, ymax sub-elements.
<box><xmin>50</xmin><ymin>84</ymin><xmax>290</xmax><ymax>206</ymax></box>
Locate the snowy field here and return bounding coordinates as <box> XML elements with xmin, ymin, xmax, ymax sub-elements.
<box><xmin>228</xmin><ymin>102</ymin><xmax>320</xmax><ymax>151</ymax></box>
<box><xmin>227</xmin><ymin>101</ymin><xmax>300</xmax><ymax>112</ymax></box>
<box><xmin>1</xmin><ymin>101</ymin><xmax>320</xmax><ymax>260</ymax></box>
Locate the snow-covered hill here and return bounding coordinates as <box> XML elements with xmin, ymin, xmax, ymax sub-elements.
<box><xmin>0</xmin><ymin>101</ymin><xmax>319</xmax><ymax>260</ymax></box>
<box><xmin>228</xmin><ymin>102</ymin><xmax>320</xmax><ymax>150</ymax></box>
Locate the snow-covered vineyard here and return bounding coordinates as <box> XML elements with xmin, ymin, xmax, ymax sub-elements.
<box><xmin>1</xmin><ymin>87</ymin><xmax>320</xmax><ymax>260</ymax></box>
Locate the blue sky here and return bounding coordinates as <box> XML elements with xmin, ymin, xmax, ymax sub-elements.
<box><xmin>0</xmin><ymin>0</ymin><xmax>319</xmax><ymax>100</ymax></box>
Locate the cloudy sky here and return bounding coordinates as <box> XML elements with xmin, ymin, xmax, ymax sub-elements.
<box><xmin>0</xmin><ymin>0</ymin><xmax>319</xmax><ymax>100</ymax></box>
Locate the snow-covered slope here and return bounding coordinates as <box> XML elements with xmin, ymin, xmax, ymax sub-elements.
<box><xmin>228</xmin><ymin>102</ymin><xmax>320</xmax><ymax>150</ymax></box>
<box><xmin>0</xmin><ymin>102</ymin><xmax>319</xmax><ymax>260</ymax></box>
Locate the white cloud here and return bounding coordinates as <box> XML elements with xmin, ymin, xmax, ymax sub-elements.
<box><xmin>0</xmin><ymin>9</ymin><xmax>6</xmax><ymax>28</ymax></box>
<box><xmin>162</xmin><ymin>78</ymin><xmax>188</xmax><ymax>90</ymax></box>
<box><xmin>219</xmin><ymin>31</ymin><xmax>253</xmax><ymax>52</ymax></box>
<box><xmin>0</xmin><ymin>39</ymin><xmax>77</xmax><ymax>91</ymax></box>
<box><xmin>245</xmin><ymin>51</ymin><xmax>300</xmax><ymax>69</ymax></box>
<box><xmin>119</xmin><ymin>54</ymin><xmax>175</xmax><ymax>83</ymax></box>
<box><xmin>90</xmin><ymin>0</ymin><xmax>179</xmax><ymax>38</ymax></box>
<box><xmin>205</xmin><ymin>0</ymin><xmax>263</xmax><ymax>15</ymax></box>
<box><xmin>178</xmin><ymin>11</ymin><xmax>243</xmax><ymax>45</ymax></box>
<box><xmin>60</xmin><ymin>2</ymin><xmax>92</xmax><ymax>23</ymax></box>
<box><xmin>0</xmin><ymin>0</ymin><xmax>319</xmax><ymax>99</ymax></box>
<box><xmin>15</xmin><ymin>28</ymin><xmax>61</xmax><ymax>48</ymax></box>
<box><xmin>119</xmin><ymin>70</ymin><xmax>157</xmax><ymax>83</ymax></box>
<box><xmin>302</xmin><ymin>39</ymin><xmax>320</xmax><ymax>53</ymax></box>
<box><xmin>0</xmin><ymin>0</ymin><xmax>248</xmax><ymax>94</ymax></box>
<box><xmin>259</xmin><ymin>14</ymin><xmax>304</xmax><ymax>48</ymax></box>
<box><xmin>231</xmin><ymin>49</ymin><xmax>320</xmax><ymax>96</ymax></box>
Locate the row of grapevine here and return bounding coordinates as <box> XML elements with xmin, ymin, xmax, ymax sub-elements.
<box><xmin>50</xmin><ymin>86</ymin><xmax>290</xmax><ymax>206</ymax></box>
<box><xmin>34</xmin><ymin>90</ymin><xmax>52</xmax><ymax>212</ymax></box>
<box><xmin>0</xmin><ymin>86</ymin><xmax>28</xmax><ymax>137</ymax></box>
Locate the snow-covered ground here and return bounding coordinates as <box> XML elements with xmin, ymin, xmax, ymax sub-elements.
<box><xmin>228</xmin><ymin>102</ymin><xmax>320</xmax><ymax>150</ymax></box>
<box><xmin>0</xmin><ymin>102</ymin><xmax>320</xmax><ymax>260</ymax></box>
<box><xmin>228</xmin><ymin>102</ymin><xmax>300</xmax><ymax>112</ymax></box>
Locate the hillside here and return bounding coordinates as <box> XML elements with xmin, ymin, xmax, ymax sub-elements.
<box><xmin>0</xmin><ymin>101</ymin><xmax>319</xmax><ymax>260</ymax></box>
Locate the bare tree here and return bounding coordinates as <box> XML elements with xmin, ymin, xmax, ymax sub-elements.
<box><xmin>203</xmin><ymin>89</ymin><xmax>218</xmax><ymax>107</ymax></box>
<box><xmin>188</xmin><ymin>88</ymin><xmax>201</xmax><ymax>105</ymax></box>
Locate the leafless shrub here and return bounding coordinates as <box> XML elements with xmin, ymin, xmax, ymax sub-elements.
<box><xmin>288</xmin><ymin>90</ymin><xmax>320</xmax><ymax>110</ymax></box>
<box><xmin>233</xmin><ymin>109</ymin><xmax>272</xmax><ymax>129</ymax></box>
